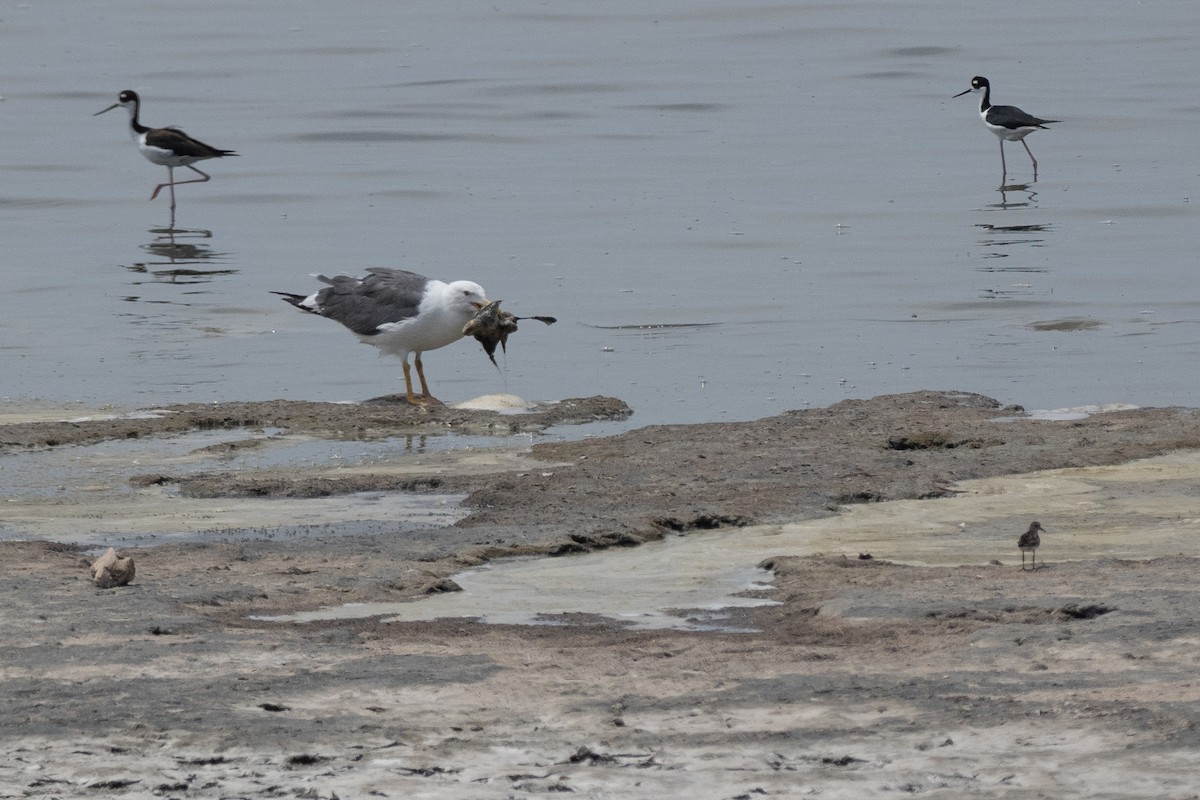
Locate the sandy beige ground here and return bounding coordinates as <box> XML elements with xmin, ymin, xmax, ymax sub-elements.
<box><xmin>3</xmin><ymin>390</ymin><xmax>1200</xmax><ymax>798</ymax></box>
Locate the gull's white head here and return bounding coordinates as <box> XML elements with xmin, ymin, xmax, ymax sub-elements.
<box><xmin>445</xmin><ymin>280</ymin><xmax>489</xmax><ymax>314</ymax></box>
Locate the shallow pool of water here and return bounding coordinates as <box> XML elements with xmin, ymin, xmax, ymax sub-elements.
<box><xmin>261</xmin><ymin>450</ymin><xmax>1200</xmax><ymax>631</ymax></box>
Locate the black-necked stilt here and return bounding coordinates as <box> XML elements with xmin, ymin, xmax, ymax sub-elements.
<box><xmin>1017</xmin><ymin>521</ymin><xmax>1047</xmax><ymax>571</ymax></box>
<box><xmin>954</xmin><ymin>76</ymin><xmax>1058</xmax><ymax>180</ymax></box>
<box><xmin>94</xmin><ymin>90</ymin><xmax>237</xmax><ymax>218</ymax></box>
<box><xmin>272</xmin><ymin>269</ymin><xmax>491</xmax><ymax>405</ymax></box>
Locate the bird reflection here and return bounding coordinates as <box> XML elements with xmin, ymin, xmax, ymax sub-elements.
<box><xmin>994</xmin><ymin>182</ymin><xmax>1038</xmax><ymax>208</ymax></box>
<box><xmin>975</xmin><ymin>221</ymin><xmax>1050</xmax><ymax>254</ymax></box>
<box><xmin>126</xmin><ymin>227</ymin><xmax>236</xmax><ymax>284</ymax></box>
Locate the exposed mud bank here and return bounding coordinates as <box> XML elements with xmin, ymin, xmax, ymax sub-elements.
<box><xmin>4</xmin><ymin>390</ymin><xmax>1200</xmax><ymax>798</ymax></box>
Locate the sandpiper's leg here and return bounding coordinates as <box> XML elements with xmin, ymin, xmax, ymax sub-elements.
<box><xmin>1031</xmin><ymin>550</ymin><xmax>1037</xmax><ymax>571</ymax></box>
<box><xmin>1020</xmin><ymin>551</ymin><xmax>1026</xmax><ymax>570</ymax></box>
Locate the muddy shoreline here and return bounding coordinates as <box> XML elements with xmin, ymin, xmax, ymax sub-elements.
<box><xmin>0</xmin><ymin>394</ymin><xmax>633</xmax><ymax>452</ymax></box>
<box><xmin>4</xmin><ymin>390</ymin><xmax>1200</xmax><ymax>797</ymax></box>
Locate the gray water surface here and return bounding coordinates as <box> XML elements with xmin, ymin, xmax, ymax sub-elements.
<box><xmin>2</xmin><ymin>1</ymin><xmax>1198</xmax><ymax>430</ymax></box>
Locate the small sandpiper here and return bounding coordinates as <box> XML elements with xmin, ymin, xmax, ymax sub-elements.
<box><xmin>1017</xmin><ymin>521</ymin><xmax>1047</xmax><ymax>571</ymax></box>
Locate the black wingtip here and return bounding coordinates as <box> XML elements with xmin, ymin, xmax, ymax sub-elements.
<box><xmin>270</xmin><ymin>291</ymin><xmax>308</xmax><ymax>310</ymax></box>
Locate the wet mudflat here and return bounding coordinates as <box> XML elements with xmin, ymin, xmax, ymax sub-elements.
<box><xmin>4</xmin><ymin>390</ymin><xmax>1200</xmax><ymax>797</ymax></box>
